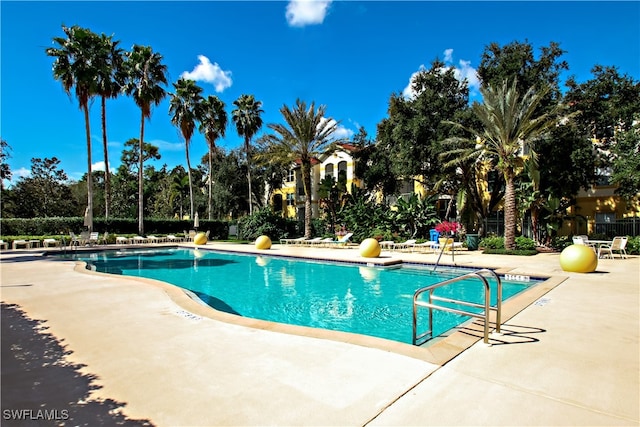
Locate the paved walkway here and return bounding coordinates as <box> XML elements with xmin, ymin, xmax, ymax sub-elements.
<box><xmin>1</xmin><ymin>244</ymin><xmax>638</xmax><ymax>426</ymax></box>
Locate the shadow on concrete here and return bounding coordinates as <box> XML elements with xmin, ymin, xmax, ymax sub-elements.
<box><xmin>1</xmin><ymin>302</ymin><xmax>153</xmax><ymax>426</ymax></box>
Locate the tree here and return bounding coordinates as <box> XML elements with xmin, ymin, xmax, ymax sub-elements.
<box><xmin>123</xmin><ymin>45</ymin><xmax>168</xmax><ymax>234</ymax></box>
<box><xmin>46</xmin><ymin>25</ymin><xmax>101</xmax><ymax>231</ymax></box>
<box><xmin>199</xmin><ymin>95</ymin><xmax>227</xmax><ymax>219</ymax></box>
<box><xmin>1</xmin><ymin>139</ymin><xmax>11</xmax><ymax>189</ymax></box>
<box><xmin>376</xmin><ymin>60</ymin><xmax>469</xmax><ymax>191</ymax></box>
<box><xmin>442</xmin><ymin>80</ymin><xmax>566</xmax><ymax>249</ymax></box>
<box><xmin>610</xmin><ymin>120</ymin><xmax>640</xmax><ymax>201</ymax></box>
<box><xmin>232</xmin><ymin>94</ymin><xmax>263</xmax><ymax>215</ymax></box>
<box><xmin>10</xmin><ymin>157</ymin><xmax>74</xmax><ymax>218</ymax></box>
<box><xmin>119</xmin><ymin>138</ymin><xmax>161</xmax><ymax>172</ymax></box>
<box><xmin>258</xmin><ymin>99</ymin><xmax>342</xmax><ymax>238</ymax></box>
<box><xmin>169</xmin><ymin>78</ymin><xmax>204</xmax><ymax>220</ymax></box>
<box><xmin>94</xmin><ymin>32</ymin><xmax>125</xmax><ymax>219</ymax></box>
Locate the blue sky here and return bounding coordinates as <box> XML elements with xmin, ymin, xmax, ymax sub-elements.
<box><xmin>2</xmin><ymin>1</ymin><xmax>639</xmax><ymax>186</ymax></box>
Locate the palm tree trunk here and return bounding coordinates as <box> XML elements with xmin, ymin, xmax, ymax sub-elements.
<box><xmin>83</xmin><ymin>104</ymin><xmax>94</xmax><ymax>233</ymax></box>
<box><xmin>208</xmin><ymin>149</ymin><xmax>213</xmax><ymax>220</ymax></box>
<box><xmin>138</xmin><ymin>113</ymin><xmax>145</xmax><ymax>235</ymax></box>
<box><xmin>503</xmin><ymin>173</ymin><xmax>517</xmax><ymax>250</ymax></box>
<box><xmin>101</xmin><ymin>96</ymin><xmax>111</xmax><ymax>219</ymax></box>
<box><xmin>302</xmin><ymin>163</ymin><xmax>313</xmax><ymax>238</ymax></box>
<box><xmin>186</xmin><ymin>140</ymin><xmax>194</xmax><ymax>220</ymax></box>
<box><xmin>246</xmin><ymin>138</ymin><xmax>253</xmax><ymax>215</ymax></box>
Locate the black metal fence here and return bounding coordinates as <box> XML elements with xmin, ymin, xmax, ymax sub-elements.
<box><xmin>594</xmin><ymin>217</ymin><xmax>640</xmax><ymax>237</ymax></box>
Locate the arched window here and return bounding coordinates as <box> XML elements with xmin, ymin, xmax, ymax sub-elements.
<box><xmin>325</xmin><ymin>164</ymin><xmax>334</xmax><ymax>179</ymax></box>
<box><xmin>338</xmin><ymin>161</ymin><xmax>347</xmax><ymax>178</ymax></box>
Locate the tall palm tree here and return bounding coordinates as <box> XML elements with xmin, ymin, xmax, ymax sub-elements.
<box><xmin>169</xmin><ymin>78</ymin><xmax>204</xmax><ymax>220</ymax></box>
<box><xmin>94</xmin><ymin>33</ymin><xmax>125</xmax><ymax>219</ymax></box>
<box><xmin>199</xmin><ymin>95</ymin><xmax>227</xmax><ymax>219</ymax></box>
<box><xmin>46</xmin><ymin>25</ymin><xmax>101</xmax><ymax>232</ymax></box>
<box><xmin>123</xmin><ymin>45</ymin><xmax>167</xmax><ymax>235</ymax></box>
<box><xmin>232</xmin><ymin>94</ymin><xmax>263</xmax><ymax>215</ymax></box>
<box><xmin>441</xmin><ymin>79</ymin><xmax>565</xmax><ymax>249</ymax></box>
<box><xmin>257</xmin><ymin>99</ymin><xmax>343</xmax><ymax>238</ymax></box>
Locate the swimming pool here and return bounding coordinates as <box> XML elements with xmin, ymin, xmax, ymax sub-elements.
<box><xmin>69</xmin><ymin>248</ymin><xmax>536</xmax><ymax>345</ymax></box>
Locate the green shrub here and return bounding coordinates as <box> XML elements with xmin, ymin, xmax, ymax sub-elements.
<box><xmin>479</xmin><ymin>236</ymin><xmax>504</xmax><ymax>249</ymax></box>
<box><xmin>236</xmin><ymin>208</ymin><xmax>297</xmax><ymax>241</ymax></box>
<box><xmin>515</xmin><ymin>236</ymin><xmax>536</xmax><ymax>250</ymax></box>
<box><xmin>482</xmin><ymin>249</ymin><xmax>538</xmax><ymax>256</ymax></box>
<box><xmin>626</xmin><ymin>236</ymin><xmax>640</xmax><ymax>255</ymax></box>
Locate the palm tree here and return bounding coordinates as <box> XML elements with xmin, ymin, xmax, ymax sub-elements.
<box><xmin>46</xmin><ymin>25</ymin><xmax>101</xmax><ymax>232</ymax></box>
<box><xmin>199</xmin><ymin>95</ymin><xmax>228</xmax><ymax>219</ymax></box>
<box><xmin>169</xmin><ymin>78</ymin><xmax>204</xmax><ymax>220</ymax></box>
<box><xmin>94</xmin><ymin>33</ymin><xmax>125</xmax><ymax>219</ymax></box>
<box><xmin>232</xmin><ymin>94</ymin><xmax>263</xmax><ymax>215</ymax></box>
<box><xmin>441</xmin><ymin>79</ymin><xmax>565</xmax><ymax>249</ymax></box>
<box><xmin>123</xmin><ymin>45</ymin><xmax>168</xmax><ymax>235</ymax></box>
<box><xmin>257</xmin><ymin>99</ymin><xmax>343</xmax><ymax>238</ymax></box>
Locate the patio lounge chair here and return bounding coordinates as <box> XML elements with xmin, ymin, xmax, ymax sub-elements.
<box><xmin>300</xmin><ymin>237</ymin><xmax>324</xmax><ymax>246</ymax></box>
<box><xmin>146</xmin><ymin>235</ymin><xmax>165</xmax><ymax>243</ymax></box>
<box><xmin>0</xmin><ymin>240</ymin><xmax>8</xmax><ymax>250</ymax></box>
<box><xmin>12</xmin><ymin>240</ymin><xmax>30</xmax><ymax>250</ymax></box>
<box><xmin>132</xmin><ymin>236</ymin><xmax>148</xmax><ymax>244</ymax></box>
<box><xmin>88</xmin><ymin>232</ymin><xmax>100</xmax><ymax>246</ymax></box>
<box><xmin>43</xmin><ymin>238</ymin><xmax>60</xmax><ymax>248</ymax></box>
<box><xmin>280</xmin><ymin>236</ymin><xmax>308</xmax><ymax>245</ymax></box>
<box><xmin>325</xmin><ymin>233</ymin><xmax>354</xmax><ymax>247</ymax></box>
<box><xmin>116</xmin><ymin>236</ymin><xmax>131</xmax><ymax>245</ymax></box>
<box><xmin>598</xmin><ymin>236</ymin><xmax>628</xmax><ymax>259</ymax></box>
<box><xmin>166</xmin><ymin>234</ymin><xmax>184</xmax><ymax>243</ymax></box>
<box><xmin>411</xmin><ymin>241</ymin><xmax>437</xmax><ymax>253</ymax></box>
<box><xmin>394</xmin><ymin>239</ymin><xmax>417</xmax><ymax>251</ymax></box>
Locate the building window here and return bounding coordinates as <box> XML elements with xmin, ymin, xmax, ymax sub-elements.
<box><xmin>338</xmin><ymin>161</ymin><xmax>347</xmax><ymax>178</ymax></box>
<box><xmin>325</xmin><ymin>164</ymin><xmax>334</xmax><ymax>179</ymax></box>
<box><xmin>286</xmin><ymin>193</ymin><xmax>295</xmax><ymax>206</ymax></box>
<box><xmin>298</xmin><ymin>187</ymin><xmax>305</xmax><ymax>196</ymax></box>
<box><xmin>595</xmin><ymin>212</ymin><xmax>615</xmax><ymax>223</ymax></box>
<box><xmin>287</xmin><ymin>169</ymin><xmax>295</xmax><ymax>182</ymax></box>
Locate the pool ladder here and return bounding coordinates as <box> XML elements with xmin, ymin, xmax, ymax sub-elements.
<box><xmin>412</xmin><ymin>268</ymin><xmax>502</xmax><ymax>346</ymax></box>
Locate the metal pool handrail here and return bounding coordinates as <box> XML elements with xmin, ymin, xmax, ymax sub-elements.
<box><xmin>412</xmin><ymin>268</ymin><xmax>502</xmax><ymax>346</ymax></box>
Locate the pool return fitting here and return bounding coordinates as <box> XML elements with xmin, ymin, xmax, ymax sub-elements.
<box><xmin>412</xmin><ymin>268</ymin><xmax>502</xmax><ymax>345</ymax></box>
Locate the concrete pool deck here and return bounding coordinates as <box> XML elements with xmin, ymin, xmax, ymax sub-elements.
<box><xmin>1</xmin><ymin>243</ymin><xmax>638</xmax><ymax>426</ymax></box>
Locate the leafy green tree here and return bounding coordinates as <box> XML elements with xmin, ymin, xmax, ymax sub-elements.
<box><xmin>119</xmin><ymin>138</ymin><xmax>161</xmax><ymax>172</ymax></box>
<box><xmin>46</xmin><ymin>25</ymin><xmax>102</xmax><ymax>231</ymax></box>
<box><xmin>376</xmin><ymin>59</ymin><xmax>469</xmax><ymax>190</ymax></box>
<box><xmin>199</xmin><ymin>95</ymin><xmax>227</xmax><ymax>219</ymax></box>
<box><xmin>10</xmin><ymin>157</ymin><xmax>74</xmax><ymax>218</ymax></box>
<box><xmin>123</xmin><ymin>44</ymin><xmax>168</xmax><ymax>234</ymax></box>
<box><xmin>390</xmin><ymin>193</ymin><xmax>439</xmax><ymax>239</ymax></box>
<box><xmin>1</xmin><ymin>139</ymin><xmax>11</xmax><ymax>189</ymax></box>
<box><xmin>94</xmin><ymin>32</ymin><xmax>125</xmax><ymax>219</ymax></box>
<box><xmin>258</xmin><ymin>99</ymin><xmax>342</xmax><ymax>238</ymax></box>
<box><xmin>169</xmin><ymin>78</ymin><xmax>204</xmax><ymax>220</ymax></box>
<box><xmin>610</xmin><ymin>120</ymin><xmax>640</xmax><ymax>201</ymax></box>
<box><xmin>442</xmin><ymin>80</ymin><xmax>566</xmax><ymax>249</ymax></box>
<box><xmin>232</xmin><ymin>94</ymin><xmax>263</xmax><ymax>215</ymax></box>
<box><xmin>169</xmin><ymin>166</ymin><xmax>190</xmax><ymax>219</ymax></box>
<box><xmin>209</xmin><ymin>149</ymin><xmax>248</xmax><ymax>219</ymax></box>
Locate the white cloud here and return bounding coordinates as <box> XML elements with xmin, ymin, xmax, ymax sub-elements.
<box><xmin>286</xmin><ymin>0</ymin><xmax>332</xmax><ymax>27</ymax></box>
<box><xmin>402</xmin><ymin>65</ymin><xmax>426</xmax><ymax>100</ymax></box>
<box><xmin>14</xmin><ymin>167</ymin><xmax>30</xmax><ymax>179</ymax></box>
<box><xmin>180</xmin><ymin>55</ymin><xmax>232</xmax><ymax>93</ymax></box>
<box><xmin>150</xmin><ymin>139</ymin><xmax>184</xmax><ymax>152</ymax></box>
<box><xmin>319</xmin><ymin>118</ymin><xmax>354</xmax><ymax>140</ymax></box>
<box><xmin>92</xmin><ymin>161</ymin><xmax>106</xmax><ymax>172</ymax></box>
<box><xmin>403</xmin><ymin>50</ymin><xmax>480</xmax><ymax>99</ymax></box>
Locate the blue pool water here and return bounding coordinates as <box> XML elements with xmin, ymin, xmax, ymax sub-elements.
<box><xmin>68</xmin><ymin>248</ymin><xmax>535</xmax><ymax>344</ymax></box>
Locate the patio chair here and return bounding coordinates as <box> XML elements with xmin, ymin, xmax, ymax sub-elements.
<box><xmin>69</xmin><ymin>232</ymin><xmax>81</xmax><ymax>247</ymax></box>
<box><xmin>12</xmin><ymin>240</ymin><xmax>30</xmax><ymax>250</ymax></box>
<box><xmin>0</xmin><ymin>240</ymin><xmax>8</xmax><ymax>250</ymax></box>
<box><xmin>411</xmin><ymin>241</ymin><xmax>437</xmax><ymax>253</ymax></box>
<box><xmin>280</xmin><ymin>236</ymin><xmax>308</xmax><ymax>245</ymax></box>
<box><xmin>325</xmin><ymin>233</ymin><xmax>354</xmax><ymax>248</ymax></box>
<box><xmin>394</xmin><ymin>239</ymin><xmax>417</xmax><ymax>251</ymax></box>
<box><xmin>300</xmin><ymin>237</ymin><xmax>324</xmax><ymax>246</ymax></box>
<box><xmin>146</xmin><ymin>235</ymin><xmax>165</xmax><ymax>244</ymax></box>
<box><xmin>88</xmin><ymin>232</ymin><xmax>100</xmax><ymax>246</ymax></box>
<box><xmin>43</xmin><ymin>238</ymin><xmax>60</xmax><ymax>248</ymax></box>
<box><xmin>598</xmin><ymin>236</ymin><xmax>628</xmax><ymax>259</ymax></box>
<box><xmin>99</xmin><ymin>232</ymin><xmax>110</xmax><ymax>245</ymax></box>
<box><xmin>116</xmin><ymin>236</ymin><xmax>131</xmax><ymax>245</ymax></box>
<box><xmin>132</xmin><ymin>236</ymin><xmax>149</xmax><ymax>244</ymax></box>
<box><xmin>166</xmin><ymin>234</ymin><xmax>184</xmax><ymax>243</ymax></box>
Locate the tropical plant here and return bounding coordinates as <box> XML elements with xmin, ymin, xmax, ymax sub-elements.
<box><xmin>94</xmin><ymin>32</ymin><xmax>125</xmax><ymax>219</ymax></box>
<box><xmin>123</xmin><ymin>44</ymin><xmax>168</xmax><ymax>234</ymax></box>
<box><xmin>232</xmin><ymin>94</ymin><xmax>263</xmax><ymax>215</ymax></box>
<box><xmin>46</xmin><ymin>25</ymin><xmax>102</xmax><ymax>231</ymax></box>
<box><xmin>257</xmin><ymin>99</ymin><xmax>342</xmax><ymax>238</ymax></box>
<box><xmin>169</xmin><ymin>78</ymin><xmax>204</xmax><ymax>220</ymax></box>
<box><xmin>199</xmin><ymin>95</ymin><xmax>228</xmax><ymax>219</ymax></box>
<box><xmin>391</xmin><ymin>193</ymin><xmax>439</xmax><ymax>238</ymax></box>
<box><xmin>441</xmin><ymin>79</ymin><xmax>567</xmax><ymax>249</ymax></box>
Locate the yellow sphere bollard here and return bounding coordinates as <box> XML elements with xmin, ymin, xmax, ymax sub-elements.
<box><xmin>559</xmin><ymin>244</ymin><xmax>598</xmax><ymax>273</ymax></box>
<box><xmin>255</xmin><ymin>235</ymin><xmax>272</xmax><ymax>250</ymax></box>
<box><xmin>359</xmin><ymin>238</ymin><xmax>381</xmax><ymax>258</ymax></box>
<box><xmin>193</xmin><ymin>232</ymin><xmax>208</xmax><ymax>245</ymax></box>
